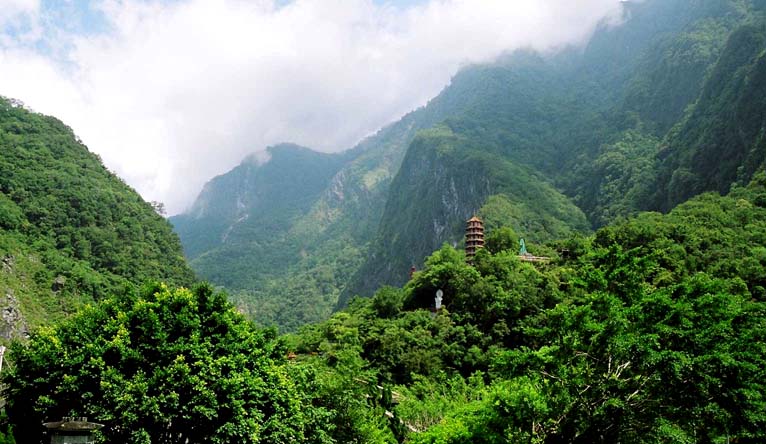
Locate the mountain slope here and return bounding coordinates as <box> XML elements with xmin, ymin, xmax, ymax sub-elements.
<box><xmin>344</xmin><ymin>0</ymin><xmax>766</xmax><ymax>301</ymax></box>
<box><xmin>570</xmin><ymin>0</ymin><xmax>762</xmax><ymax>223</ymax></box>
<box><xmin>171</xmin><ymin>144</ymin><xmax>350</xmax><ymax>286</ymax></box>
<box><xmin>175</xmin><ymin>0</ymin><xmax>766</xmax><ymax>328</ymax></box>
<box><xmin>0</xmin><ymin>97</ymin><xmax>195</xmax><ymax>337</ymax></box>
<box><xmin>652</xmin><ymin>20</ymin><xmax>766</xmax><ymax>210</ymax></box>
<box><xmin>171</xmin><ymin>72</ymin><xmax>487</xmax><ymax>330</ymax></box>
<box><xmin>345</xmin><ymin>125</ymin><xmax>590</xmax><ymax>301</ymax></box>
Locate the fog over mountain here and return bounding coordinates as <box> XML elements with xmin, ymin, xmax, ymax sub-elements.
<box><xmin>0</xmin><ymin>0</ymin><xmax>623</xmax><ymax>214</ymax></box>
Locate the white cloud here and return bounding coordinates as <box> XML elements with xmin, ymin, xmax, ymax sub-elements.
<box><xmin>0</xmin><ymin>0</ymin><xmax>38</xmax><ymax>21</ymax></box>
<box><xmin>0</xmin><ymin>0</ymin><xmax>622</xmax><ymax>214</ymax></box>
<box><xmin>0</xmin><ymin>0</ymin><xmax>41</xmax><ymax>46</ymax></box>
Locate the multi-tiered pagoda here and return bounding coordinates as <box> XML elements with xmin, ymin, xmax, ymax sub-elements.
<box><xmin>465</xmin><ymin>216</ymin><xmax>484</xmax><ymax>261</ymax></box>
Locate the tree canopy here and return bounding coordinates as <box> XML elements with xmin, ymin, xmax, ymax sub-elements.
<box><xmin>292</xmin><ymin>174</ymin><xmax>766</xmax><ymax>443</ymax></box>
<box><xmin>3</xmin><ymin>284</ymin><xmax>307</xmax><ymax>444</ymax></box>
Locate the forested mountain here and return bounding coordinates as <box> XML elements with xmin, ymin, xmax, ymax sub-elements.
<box><xmin>348</xmin><ymin>0</ymin><xmax>766</xmax><ymax>300</ymax></box>
<box><xmin>170</xmin><ymin>69</ymin><xmax>480</xmax><ymax>330</ymax></box>
<box><xmin>171</xmin><ymin>144</ymin><xmax>351</xmax><ymax>281</ymax></box>
<box><xmin>652</xmin><ymin>19</ymin><xmax>766</xmax><ymax>210</ymax></box>
<box><xmin>0</xmin><ymin>97</ymin><xmax>195</xmax><ymax>338</ymax></box>
<box><xmin>9</xmin><ymin>172</ymin><xmax>766</xmax><ymax>443</ymax></box>
<box><xmin>287</xmin><ymin>174</ymin><xmax>766</xmax><ymax>444</ymax></box>
<box><xmin>347</xmin><ymin>122</ymin><xmax>590</xmax><ymax>300</ymax></box>
<box><xmin>3</xmin><ymin>1</ymin><xmax>766</xmax><ymax>442</ymax></box>
<box><xmin>173</xmin><ymin>0</ymin><xmax>766</xmax><ymax>330</ymax></box>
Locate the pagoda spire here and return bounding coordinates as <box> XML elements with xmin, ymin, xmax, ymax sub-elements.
<box><xmin>465</xmin><ymin>215</ymin><xmax>484</xmax><ymax>262</ymax></box>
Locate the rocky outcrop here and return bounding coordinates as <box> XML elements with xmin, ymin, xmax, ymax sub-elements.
<box><xmin>0</xmin><ymin>289</ymin><xmax>28</xmax><ymax>340</ymax></box>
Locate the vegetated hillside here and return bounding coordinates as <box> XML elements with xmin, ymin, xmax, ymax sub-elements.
<box><xmin>175</xmin><ymin>0</ymin><xmax>766</xmax><ymax>330</ymax></box>
<box><xmin>653</xmin><ymin>20</ymin><xmax>766</xmax><ymax>210</ymax></box>
<box><xmin>0</xmin><ymin>97</ymin><xmax>195</xmax><ymax>337</ymax></box>
<box><xmin>290</xmin><ymin>173</ymin><xmax>766</xmax><ymax>443</ymax></box>
<box><xmin>171</xmin><ymin>144</ymin><xmax>350</xmax><ymax>284</ymax></box>
<box><xmin>8</xmin><ymin>174</ymin><xmax>765</xmax><ymax>444</ymax></box>
<box><xmin>171</xmin><ymin>71</ymin><xmax>485</xmax><ymax>331</ymax></box>
<box><xmin>345</xmin><ymin>0</ymin><xmax>765</xmax><ymax>301</ymax></box>
<box><xmin>346</xmin><ymin>124</ymin><xmax>590</xmax><ymax>301</ymax></box>
<box><xmin>574</xmin><ymin>4</ymin><xmax>766</xmax><ymax>222</ymax></box>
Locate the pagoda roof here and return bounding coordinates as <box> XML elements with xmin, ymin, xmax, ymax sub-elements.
<box><xmin>467</xmin><ymin>215</ymin><xmax>483</xmax><ymax>223</ymax></box>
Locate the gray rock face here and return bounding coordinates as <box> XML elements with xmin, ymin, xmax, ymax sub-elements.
<box><xmin>0</xmin><ymin>289</ymin><xmax>28</xmax><ymax>340</ymax></box>
<box><xmin>52</xmin><ymin>275</ymin><xmax>67</xmax><ymax>292</ymax></box>
<box><xmin>1</xmin><ymin>255</ymin><xmax>12</xmax><ymax>273</ymax></box>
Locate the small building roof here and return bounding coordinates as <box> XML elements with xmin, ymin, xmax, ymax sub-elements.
<box><xmin>44</xmin><ymin>418</ymin><xmax>103</xmax><ymax>432</ymax></box>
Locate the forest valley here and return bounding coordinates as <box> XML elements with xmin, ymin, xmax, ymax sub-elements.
<box><xmin>3</xmin><ymin>176</ymin><xmax>766</xmax><ymax>443</ymax></box>
<box><xmin>1</xmin><ymin>0</ymin><xmax>766</xmax><ymax>442</ymax></box>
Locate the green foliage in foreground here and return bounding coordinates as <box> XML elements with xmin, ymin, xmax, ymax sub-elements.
<box><xmin>4</xmin><ymin>176</ymin><xmax>766</xmax><ymax>443</ymax></box>
<box><xmin>3</xmin><ymin>284</ymin><xmax>311</xmax><ymax>444</ymax></box>
<box><xmin>1</xmin><ymin>283</ymin><xmax>410</xmax><ymax>444</ymax></box>
<box><xmin>294</xmin><ymin>174</ymin><xmax>766</xmax><ymax>443</ymax></box>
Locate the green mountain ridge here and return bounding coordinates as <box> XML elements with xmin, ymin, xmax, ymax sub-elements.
<box><xmin>172</xmin><ymin>0</ymin><xmax>766</xmax><ymax>330</ymax></box>
<box><xmin>653</xmin><ymin>20</ymin><xmax>766</xmax><ymax>209</ymax></box>
<box><xmin>346</xmin><ymin>0</ymin><xmax>766</xmax><ymax>300</ymax></box>
<box><xmin>2</xmin><ymin>1</ymin><xmax>766</xmax><ymax>442</ymax></box>
<box><xmin>170</xmin><ymin>68</ymin><xmax>483</xmax><ymax>330</ymax></box>
<box><xmin>345</xmin><ymin>124</ymin><xmax>590</xmax><ymax>302</ymax></box>
<box><xmin>0</xmin><ymin>97</ymin><xmax>195</xmax><ymax>339</ymax></box>
<box><xmin>171</xmin><ymin>143</ymin><xmax>350</xmax><ymax>280</ymax></box>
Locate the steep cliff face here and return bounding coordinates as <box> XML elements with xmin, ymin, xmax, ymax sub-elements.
<box><xmin>652</xmin><ymin>20</ymin><xmax>766</xmax><ymax>210</ymax></box>
<box><xmin>344</xmin><ymin>125</ymin><xmax>590</xmax><ymax>302</ymax></box>
<box><xmin>366</xmin><ymin>129</ymin><xmax>496</xmax><ymax>284</ymax></box>
<box><xmin>0</xmin><ymin>288</ymin><xmax>27</xmax><ymax>340</ymax></box>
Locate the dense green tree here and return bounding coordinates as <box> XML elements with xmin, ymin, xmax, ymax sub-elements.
<box><xmin>484</xmin><ymin>226</ymin><xmax>519</xmax><ymax>254</ymax></box>
<box><xmin>371</xmin><ymin>287</ymin><xmax>406</xmax><ymax>319</ymax></box>
<box><xmin>3</xmin><ymin>284</ymin><xmax>307</xmax><ymax>444</ymax></box>
<box><xmin>291</xmin><ymin>175</ymin><xmax>766</xmax><ymax>443</ymax></box>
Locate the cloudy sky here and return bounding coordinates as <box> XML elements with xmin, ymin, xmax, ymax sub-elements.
<box><xmin>0</xmin><ymin>0</ymin><xmax>623</xmax><ymax>215</ymax></box>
